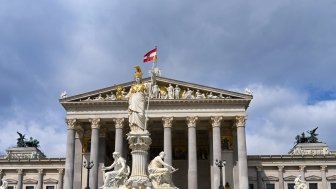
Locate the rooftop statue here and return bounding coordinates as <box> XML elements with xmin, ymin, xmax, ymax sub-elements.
<box><xmin>295</xmin><ymin>127</ymin><xmax>320</xmax><ymax>144</ymax></box>
<box><xmin>127</xmin><ymin>66</ymin><xmax>150</xmax><ymax>133</ymax></box>
<box><xmin>16</xmin><ymin>132</ymin><xmax>40</xmax><ymax>148</ymax></box>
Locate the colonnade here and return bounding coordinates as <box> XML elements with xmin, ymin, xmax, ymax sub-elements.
<box><xmin>64</xmin><ymin>116</ymin><xmax>248</xmax><ymax>189</ymax></box>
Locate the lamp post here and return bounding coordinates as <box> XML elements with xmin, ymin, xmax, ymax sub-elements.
<box><xmin>83</xmin><ymin>161</ymin><xmax>94</xmax><ymax>189</ymax></box>
<box><xmin>215</xmin><ymin>159</ymin><xmax>226</xmax><ymax>189</ymax></box>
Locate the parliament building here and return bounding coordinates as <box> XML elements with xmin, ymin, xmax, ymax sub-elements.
<box><xmin>0</xmin><ymin>68</ymin><xmax>335</xmax><ymax>189</ymax></box>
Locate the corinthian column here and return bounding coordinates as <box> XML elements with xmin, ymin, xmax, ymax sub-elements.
<box><xmin>211</xmin><ymin>116</ymin><xmax>223</xmax><ymax>189</ymax></box>
<box><xmin>37</xmin><ymin>169</ymin><xmax>43</xmax><ymax>189</ymax></box>
<box><xmin>162</xmin><ymin>117</ymin><xmax>173</xmax><ymax>166</ymax></box>
<box><xmin>278</xmin><ymin>166</ymin><xmax>284</xmax><ymax>189</ymax></box>
<box><xmin>186</xmin><ymin>116</ymin><xmax>198</xmax><ymax>189</ymax></box>
<box><xmin>73</xmin><ymin>126</ymin><xmax>83</xmax><ymax>189</ymax></box>
<box><xmin>17</xmin><ymin>169</ymin><xmax>23</xmax><ymax>189</ymax></box>
<box><xmin>89</xmin><ymin>118</ymin><xmax>101</xmax><ymax>189</ymax></box>
<box><xmin>113</xmin><ymin>118</ymin><xmax>124</xmax><ymax>155</ymax></box>
<box><xmin>64</xmin><ymin>119</ymin><xmax>77</xmax><ymax>189</ymax></box>
<box><xmin>236</xmin><ymin>116</ymin><xmax>248</xmax><ymax>189</ymax></box>
<box><xmin>321</xmin><ymin>165</ymin><xmax>327</xmax><ymax>189</ymax></box>
<box><xmin>57</xmin><ymin>169</ymin><xmax>64</xmax><ymax>189</ymax></box>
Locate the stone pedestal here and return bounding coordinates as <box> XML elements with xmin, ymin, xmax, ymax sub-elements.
<box><xmin>126</xmin><ymin>133</ymin><xmax>152</xmax><ymax>189</ymax></box>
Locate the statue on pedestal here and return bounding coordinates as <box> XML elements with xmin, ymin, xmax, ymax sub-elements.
<box><xmin>0</xmin><ymin>179</ymin><xmax>8</xmax><ymax>189</ymax></box>
<box><xmin>148</xmin><ymin>152</ymin><xmax>178</xmax><ymax>189</ymax></box>
<box><xmin>100</xmin><ymin>152</ymin><xmax>130</xmax><ymax>189</ymax></box>
<box><xmin>294</xmin><ymin>175</ymin><xmax>307</xmax><ymax>189</ymax></box>
<box><xmin>128</xmin><ymin>66</ymin><xmax>149</xmax><ymax>133</ymax></box>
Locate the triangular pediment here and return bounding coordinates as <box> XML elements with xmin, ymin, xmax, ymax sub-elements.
<box><xmin>60</xmin><ymin>76</ymin><xmax>252</xmax><ymax>104</ymax></box>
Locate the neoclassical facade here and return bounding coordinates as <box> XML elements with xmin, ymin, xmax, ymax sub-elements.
<box><xmin>60</xmin><ymin>76</ymin><xmax>252</xmax><ymax>189</ymax></box>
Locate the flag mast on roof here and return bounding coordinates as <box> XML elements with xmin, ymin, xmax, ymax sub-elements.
<box><xmin>143</xmin><ymin>46</ymin><xmax>159</xmax><ymax>130</ymax></box>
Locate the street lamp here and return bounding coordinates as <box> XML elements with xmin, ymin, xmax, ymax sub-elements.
<box><xmin>215</xmin><ymin>159</ymin><xmax>226</xmax><ymax>189</ymax></box>
<box><xmin>83</xmin><ymin>160</ymin><xmax>94</xmax><ymax>189</ymax></box>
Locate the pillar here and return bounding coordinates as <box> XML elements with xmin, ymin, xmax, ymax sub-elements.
<box><xmin>17</xmin><ymin>169</ymin><xmax>23</xmax><ymax>189</ymax></box>
<box><xmin>186</xmin><ymin>116</ymin><xmax>198</xmax><ymax>189</ymax></box>
<box><xmin>321</xmin><ymin>165</ymin><xmax>327</xmax><ymax>189</ymax></box>
<box><xmin>89</xmin><ymin>118</ymin><xmax>101</xmax><ymax>189</ymax></box>
<box><xmin>256</xmin><ymin>166</ymin><xmax>263</xmax><ymax>189</ymax></box>
<box><xmin>211</xmin><ymin>116</ymin><xmax>223</xmax><ymax>189</ymax></box>
<box><xmin>236</xmin><ymin>116</ymin><xmax>248</xmax><ymax>189</ymax></box>
<box><xmin>57</xmin><ymin>169</ymin><xmax>64</xmax><ymax>189</ymax></box>
<box><xmin>232</xmin><ymin>129</ymin><xmax>239</xmax><ymax>189</ymax></box>
<box><xmin>278</xmin><ymin>166</ymin><xmax>284</xmax><ymax>189</ymax></box>
<box><xmin>162</xmin><ymin>117</ymin><xmax>173</xmax><ymax>166</ymax></box>
<box><xmin>113</xmin><ymin>118</ymin><xmax>124</xmax><ymax>155</ymax></box>
<box><xmin>299</xmin><ymin>165</ymin><xmax>305</xmax><ymax>180</ymax></box>
<box><xmin>64</xmin><ymin>119</ymin><xmax>77</xmax><ymax>189</ymax></box>
<box><xmin>73</xmin><ymin>126</ymin><xmax>84</xmax><ymax>189</ymax></box>
<box><xmin>98</xmin><ymin>128</ymin><xmax>107</xmax><ymax>187</ymax></box>
<box><xmin>37</xmin><ymin>169</ymin><xmax>43</xmax><ymax>189</ymax></box>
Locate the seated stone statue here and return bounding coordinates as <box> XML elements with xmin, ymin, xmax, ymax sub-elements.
<box><xmin>148</xmin><ymin>151</ymin><xmax>178</xmax><ymax>188</ymax></box>
<box><xmin>100</xmin><ymin>152</ymin><xmax>130</xmax><ymax>189</ymax></box>
<box><xmin>0</xmin><ymin>179</ymin><xmax>8</xmax><ymax>189</ymax></box>
<box><xmin>294</xmin><ymin>175</ymin><xmax>307</xmax><ymax>189</ymax></box>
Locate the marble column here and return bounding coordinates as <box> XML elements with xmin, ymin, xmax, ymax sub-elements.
<box><xmin>299</xmin><ymin>165</ymin><xmax>305</xmax><ymax>180</ymax></box>
<box><xmin>113</xmin><ymin>118</ymin><xmax>124</xmax><ymax>155</ymax></box>
<box><xmin>236</xmin><ymin>116</ymin><xmax>248</xmax><ymax>189</ymax></box>
<box><xmin>278</xmin><ymin>166</ymin><xmax>284</xmax><ymax>189</ymax></box>
<box><xmin>37</xmin><ymin>169</ymin><xmax>43</xmax><ymax>189</ymax></box>
<box><xmin>98</xmin><ymin>128</ymin><xmax>107</xmax><ymax>188</ymax></box>
<box><xmin>321</xmin><ymin>165</ymin><xmax>327</xmax><ymax>189</ymax></box>
<box><xmin>256</xmin><ymin>166</ymin><xmax>263</xmax><ymax>189</ymax></box>
<box><xmin>232</xmin><ymin>128</ymin><xmax>239</xmax><ymax>189</ymax></box>
<box><xmin>186</xmin><ymin>116</ymin><xmax>198</xmax><ymax>189</ymax></box>
<box><xmin>17</xmin><ymin>169</ymin><xmax>23</xmax><ymax>189</ymax></box>
<box><xmin>162</xmin><ymin>117</ymin><xmax>173</xmax><ymax>166</ymax></box>
<box><xmin>73</xmin><ymin>126</ymin><xmax>84</xmax><ymax>189</ymax></box>
<box><xmin>211</xmin><ymin>116</ymin><xmax>223</xmax><ymax>189</ymax></box>
<box><xmin>0</xmin><ymin>169</ymin><xmax>3</xmax><ymax>180</ymax></box>
<box><xmin>64</xmin><ymin>119</ymin><xmax>77</xmax><ymax>189</ymax></box>
<box><xmin>89</xmin><ymin>118</ymin><xmax>101</xmax><ymax>189</ymax></box>
<box><xmin>57</xmin><ymin>169</ymin><xmax>64</xmax><ymax>189</ymax></box>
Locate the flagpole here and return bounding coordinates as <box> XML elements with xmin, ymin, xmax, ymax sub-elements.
<box><xmin>144</xmin><ymin>46</ymin><xmax>157</xmax><ymax>130</ymax></box>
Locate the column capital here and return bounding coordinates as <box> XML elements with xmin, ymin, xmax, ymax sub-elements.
<box><xmin>321</xmin><ymin>165</ymin><xmax>327</xmax><ymax>171</ymax></box>
<box><xmin>299</xmin><ymin>165</ymin><xmax>306</xmax><ymax>171</ymax></box>
<box><xmin>0</xmin><ymin>169</ymin><xmax>3</xmax><ymax>176</ymax></box>
<box><xmin>89</xmin><ymin>118</ymin><xmax>101</xmax><ymax>129</ymax></box>
<box><xmin>113</xmin><ymin>118</ymin><xmax>125</xmax><ymax>129</ymax></box>
<box><xmin>278</xmin><ymin>166</ymin><xmax>284</xmax><ymax>172</ymax></box>
<box><xmin>211</xmin><ymin>116</ymin><xmax>223</xmax><ymax>127</ymax></box>
<box><xmin>66</xmin><ymin>119</ymin><xmax>77</xmax><ymax>130</ymax></box>
<box><xmin>256</xmin><ymin>166</ymin><xmax>263</xmax><ymax>172</ymax></box>
<box><xmin>235</xmin><ymin>116</ymin><xmax>246</xmax><ymax>127</ymax></box>
<box><xmin>37</xmin><ymin>169</ymin><xmax>43</xmax><ymax>174</ymax></box>
<box><xmin>162</xmin><ymin>117</ymin><xmax>174</xmax><ymax>128</ymax></box>
<box><xmin>186</xmin><ymin>116</ymin><xmax>198</xmax><ymax>128</ymax></box>
<box><xmin>57</xmin><ymin>168</ymin><xmax>64</xmax><ymax>175</ymax></box>
<box><xmin>17</xmin><ymin>169</ymin><xmax>23</xmax><ymax>174</ymax></box>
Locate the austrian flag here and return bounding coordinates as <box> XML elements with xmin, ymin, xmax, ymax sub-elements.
<box><xmin>143</xmin><ymin>48</ymin><xmax>157</xmax><ymax>63</ymax></box>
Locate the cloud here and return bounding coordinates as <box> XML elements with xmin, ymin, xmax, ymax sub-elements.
<box><xmin>246</xmin><ymin>84</ymin><xmax>336</xmax><ymax>155</ymax></box>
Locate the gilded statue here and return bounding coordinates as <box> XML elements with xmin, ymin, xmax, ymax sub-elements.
<box><xmin>128</xmin><ymin>66</ymin><xmax>149</xmax><ymax>133</ymax></box>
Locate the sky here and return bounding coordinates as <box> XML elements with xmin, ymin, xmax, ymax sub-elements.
<box><xmin>0</xmin><ymin>0</ymin><xmax>336</xmax><ymax>157</ymax></box>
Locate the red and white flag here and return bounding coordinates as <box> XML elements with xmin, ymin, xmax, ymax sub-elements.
<box><xmin>143</xmin><ymin>48</ymin><xmax>157</xmax><ymax>63</ymax></box>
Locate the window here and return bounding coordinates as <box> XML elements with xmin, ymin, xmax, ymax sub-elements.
<box><xmin>249</xmin><ymin>183</ymin><xmax>254</xmax><ymax>189</ymax></box>
<box><xmin>331</xmin><ymin>183</ymin><xmax>336</xmax><ymax>189</ymax></box>
<box><xmin>266</xmin><ymin>183</ymin><xmax>275</xmax><ymax>189</ymax></box>
<box><xmin>46</xmin><ymin>186</ymin><xmax>55</xmax><ymax>189</ymax></box>
<box><xmin>26</xmin><ymin>186</ymin><xmax>34</xmax><ymax>189</ymax></box>
<box><xmin>7</xmin><ymin>186</ymin><xmax>14</xmax><ymax>189</ymax></box>
<box><xmin>287</xmin><ymin>183</ymin><xmax>295</xmax><ymax>189</ymax></box>
<box><xmin>309</xmin><ymin>183</ymin><xmax>318</xmax><ymax>189</ymax></box>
